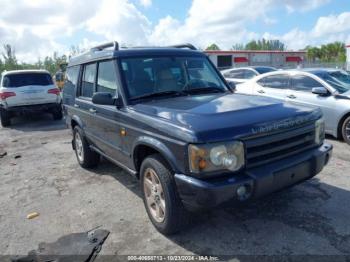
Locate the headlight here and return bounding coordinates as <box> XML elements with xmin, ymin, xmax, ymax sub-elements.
<box><xmin>315</xmin><ymin>118</ymin><xmax>325</xmax><ymax>145</ymax></box>
<box><xmin>188</xmin><ymin>141</ymin><xmax>245</xmax><ymax>174</ymax></box>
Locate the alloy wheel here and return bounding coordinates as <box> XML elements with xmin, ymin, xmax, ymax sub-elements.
<box><xmin>143</xmin><ymin>168</ymin><xmax>166</xmax><ymax>223</ymax></box>
<box><xmin>75</xmin><ymin>132</ymin><xmax>84</xmax><ymax>162</ymax></box>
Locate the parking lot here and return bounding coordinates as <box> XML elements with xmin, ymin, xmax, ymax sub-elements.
<box><xmin>0</xmin><ymin>115</ymin><xmax>350</xmax><ymax>257</ymax></box>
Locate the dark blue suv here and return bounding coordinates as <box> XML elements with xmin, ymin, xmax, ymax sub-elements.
<box><xmin>63</xmin><ymin>42</ymin><xmax>332</xmax><ymax>234</ymax></box>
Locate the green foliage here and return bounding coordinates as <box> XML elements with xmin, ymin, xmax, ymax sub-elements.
<box><xmin>0</xmin><ymin>44</ymin><xmax>68</xmax><ymax>75</ymax></box>
<box><xmin>231</xmin><ymin>43</ymin><xmax>245</xmax><ymax>50</ymax></box>
<box><xmin>244</xmin><ymin>39</ymin><xmax>285</xmax><ymax>51</ymax></box>
<box><xmin>206</xmin><ymin>43</ymin><xmax>221</xmax><ymax>50</ymax></box>
<box><xmin>306</xmin><ymin>42</ymin><xmax>346</xmax><ymax>63</ymax></box>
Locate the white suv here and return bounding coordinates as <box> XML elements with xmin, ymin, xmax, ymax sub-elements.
<box><xmin>0</xmin><ymin>70</ymin><xmax>62</xmax><ymax>127</ymax></box>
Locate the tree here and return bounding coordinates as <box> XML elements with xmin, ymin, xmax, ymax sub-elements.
<box><xmin>306</xmin><ymin>46</ymin><xmax>321</xmax><ymax>62</ymax></box>
<box><xmin>2</xmin><ymin>44</ymin><xmax>18</xmax><ymax>70</ymax></box>
<box><xmin>245</xmin><ymin>39</ymin><xmax>285</xmax><ymax>51</ymax></box>
<box><xmin>305</xmin><ymin>42</ymin><xmax>346</xmax><ymax>63</ymax></box>
<box><xmin>231</xmin><ymin>43</ymin><xmax>245</xmax><ymax>50</ymax></box>
<box><xmin>206</xmin><ymin>43</ymin><xmax>221</xmax><ymax>50</ymax></box>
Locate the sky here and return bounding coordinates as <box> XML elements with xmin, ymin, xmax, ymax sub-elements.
<box><xmin>0</xmin><ymin>0</ymin><xmax>349</xmax><ymax>62</ymax></box>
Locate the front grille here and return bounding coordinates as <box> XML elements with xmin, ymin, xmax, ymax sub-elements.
<box><xmin>244</xmin><ymin>124</ymin><xmax>316</xmax><ymax>168</ymax></box>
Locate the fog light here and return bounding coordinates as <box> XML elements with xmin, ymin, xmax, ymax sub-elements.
<box><xmin>237</xmin><ymin>185</ymin><xmax>247</xmax><ymax>197</ymax></box>
<box><xmin>236</xmin><ymin>184</ymin><xmax>252</xmax><ymax>201</ymax></box>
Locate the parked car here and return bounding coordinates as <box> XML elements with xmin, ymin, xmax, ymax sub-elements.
<box><xmin>236</xmin><ymin>68</ymin><xmax>350</xmax><ymax>144</ymax></box>
<box><xmin>63</xmin><ymin>42</ymin><xmax>332</xmax><ymax>234</ymax></box>
<box><xmin>0</xmin><ymin>70</ymin><xmax>62</xmax><ymax>127</ymax></box>
<box><xmin>221</xmin><ymin>66</ymin><xmax>277</xmax><ymax>84</ymax></box>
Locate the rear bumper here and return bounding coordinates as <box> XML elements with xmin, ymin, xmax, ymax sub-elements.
<box><xmin>175</xmin><ymin>143</ymin><xmax>332</xmax><ymax>211</ymax></box>
<box><xmin>1</xmin><ymin>103</ymin><xmax>60</xmax><ymax>113</ymax></box>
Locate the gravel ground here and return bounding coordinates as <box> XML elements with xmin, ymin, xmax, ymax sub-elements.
<box><xmin>0</xmin><ymin>114</ymin><xmax>350</xmax><ymax>259</ymax></box>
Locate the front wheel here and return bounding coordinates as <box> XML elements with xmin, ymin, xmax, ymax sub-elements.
<box><xmin>0</xmin><ymin>109</ymin><xmax>11</xmax><ymax>127</ymax></box>
<box><xmin>140</xmin><ymin>154</ymin><xmax>189</xmax><ymax>235</ymax></box>
<box><xmin>73</xmin><ymin>126</ymin><xmax>100</xmax><ymax>168</ymax></box>
<box><xmin>342</xmin><ymin>116</ymin><xmax>350</xmax><ymax>145</ymax></box>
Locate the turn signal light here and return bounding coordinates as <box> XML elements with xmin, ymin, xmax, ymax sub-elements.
<box><xmin>0</xmin><ymin>92</ymin><xmax>16</xmax><ymax>100</ymax></box>
<box><xmin>48</xmin><ymin>88</ymin><xmax>60</xmax><ymax>95</ymax></box>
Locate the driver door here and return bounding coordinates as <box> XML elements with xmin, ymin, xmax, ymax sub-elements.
<box><xmin>286</xmin><ymin>74</ymin><xmax>336</xmax><ymax>133</ymax></box>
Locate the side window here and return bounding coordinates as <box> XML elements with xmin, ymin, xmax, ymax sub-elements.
<box><xmin>81</xmin><ymin>63</ymin><xmax>96</xmax><ymax>98</ymax></box>
<box><xmin>97</xmin><ymin>61</ymin><xmax>118</xmax><ymax>95</ymax></box>
<box><xmin>224</xmin><ymin>69</ymin><xmax>244</xmax><ymax>78</ymax></box>
<box><xmin>258</xmin><ymin>75</ymin><xmax>289</xmax><ymax>89</ymax></box>
<box><xmin>244</xmin><ymin>70</ymin><xmax>257</xmax><ymax>79</ymax></box>
<box><xmin>66</xmin><ymin>66</ymin><xmax>79</xmax><ymax>86</ymax></box>
<box><xmin>291</xmin><ymin>75</ymin><xmax>322</xmax><ymax>92</ymax></box>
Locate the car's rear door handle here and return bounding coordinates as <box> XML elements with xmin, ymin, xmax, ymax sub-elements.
<box><xmin>89</xmin><ymin>108</ymin><xmax>97</xmax><ymax>113</ymax></box>
<box><xmin>257</xmin><ymin>90</ymin><xmax>265</xmax><ymax>94</ymax></box>
<box><xmin>287</xmin><ymin>94</ymin><xmax>296</xmax><ymax>99</ymax></box>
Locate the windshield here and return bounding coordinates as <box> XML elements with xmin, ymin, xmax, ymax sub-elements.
<box><xmin>317</xmin><ymin>70</ymin><xmax>350</xmax><ymax>94</ymax></box>
<box><xmin>3</xmin><ymin>73</ymin><xmax>53</xmax><ymax>87</ymax></box>
<box><xmin>120</xmin><ymin>56</ymin><xmax>228</xmax><ymax>100</ymax></box>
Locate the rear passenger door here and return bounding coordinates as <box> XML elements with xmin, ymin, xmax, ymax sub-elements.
<box><xmin>75</xmin><ymin>63</ymin><xmax>97</xmax><ymax>140</ymax></box>
<box><xmin>89</xmin><ymin>60</ymin><xmax>129</xmax><ymax>164</ymax></box>
<box><xmin>254</xmin><ymin>74</ymin><xmax>290</xmax><ymax>100</ymax></box>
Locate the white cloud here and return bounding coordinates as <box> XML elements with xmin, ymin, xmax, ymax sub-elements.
<box><xmin>86</xmin><ymin>0</ymin><xmax>151</xmax><ymax>46</ymax></box>
<box><xmin>139</xmin><ymin>0</ymin><xmax>152</xmax><ymax>8</ymax></box>
<box><xmin>261</xmin><ymin>12</ymin><xmax>350</xmax><ymax>50</ymax></box>
<box><xmin>312</xmin><ymin>12</ymin><xmax>350</xmax><ymax>37</ymax></box>
<box><xmin>284</xmin><ymin>0</ymin><xmax>330</xmax><ymax>13</ymax></box>
<box><xmin>0</xmin><ymin>0</ymin><xmax>347</xmax><ymax>62</ymax></box>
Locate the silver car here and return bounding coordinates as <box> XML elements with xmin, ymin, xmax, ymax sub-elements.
<box><xmin>221</xmin><ymin>66</ymin><xmax>277</xmax><ymax>85</ymax></box>
<box><xmin>236</xmin><ymin>68</ymin><xmax>350</xmax><ymax>144</ymax></box>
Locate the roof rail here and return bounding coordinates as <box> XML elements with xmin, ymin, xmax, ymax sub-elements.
<box><xmin>168</xmin><ymin>43</ymin><xmax>197</xmax><ymax>50</ymax></box>
<box><xmin>91</xmin><ymin>41</ymin><xmax>119</xmax><ymax>51</ymax></box>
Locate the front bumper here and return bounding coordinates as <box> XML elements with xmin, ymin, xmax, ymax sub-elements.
<box><xmin>175</xmin><ymin>143</ymin><xmax>332</xmax><ymax>211</ymax></box>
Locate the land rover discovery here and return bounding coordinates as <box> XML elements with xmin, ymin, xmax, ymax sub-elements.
<box><xmin>63</xmin><ymin>42</ymin><xmax>332</xmax><ymax>234</ymax></box>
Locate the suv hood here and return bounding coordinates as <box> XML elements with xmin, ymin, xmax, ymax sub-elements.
<box><xmin>131</xmin><ymin>93</ymin><xmax>321</xmax><ymax>142</ymax></box>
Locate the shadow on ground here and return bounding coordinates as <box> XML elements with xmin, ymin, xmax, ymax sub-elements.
<box><xmin>2</xmin><ymin>113</ymin><xmax>66</xmax><ymax>132</ymax></box>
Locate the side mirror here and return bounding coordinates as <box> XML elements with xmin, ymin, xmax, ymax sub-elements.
<box><xmin>92</xmin><ymin>92</ymin><xmax>116</xmax><ymax>106</ymax></box>
<box><xmin>312</xmin><ymin>87</ymin><xmax>329</xmax><ymax>96</ymax></box>
<box><xmin>227</xmin><ymin>81</ymin><xmax>236</xmax><ymax>91</ymax></box>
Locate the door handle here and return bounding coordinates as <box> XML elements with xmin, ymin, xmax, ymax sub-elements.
<box><xmin>74</xmin><ymin>104</ymin><xmax>79</xmax><ymax>108</ymax></box>
<box><xmin>257</xmin><ymin>90</ymin><xmax>265</xmax><ymax>94</ymax></box>
<box><xmin>287</xmin><ymin>94</ymin><xmax>296</xmax><ymax>99</ymax></box>
<box><xmin>89</xmin><ymin>108</ymin><xmax>97</xmax><ymax>113</ymax></box>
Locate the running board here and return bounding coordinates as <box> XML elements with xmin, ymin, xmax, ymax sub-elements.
<box><xmin>89</xmin><ymin>145</ymin><xmax>138</xmax><ymax>177</ymax></box>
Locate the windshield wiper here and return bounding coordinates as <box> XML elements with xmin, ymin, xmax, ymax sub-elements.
<box><xmin>130</xmin><ymin>90</ymin><xmax>186</xmax><ymax>101</ymax></box>
<box><xmin>183</xmin><ymin>86</ymin><xmax>226</xmax><ymax>94</ymax></box>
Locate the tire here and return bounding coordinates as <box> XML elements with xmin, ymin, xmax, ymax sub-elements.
<box><xmin>0</xmin><ymin>109</ymin><xmax>11</xmax><ymax>127</ymax></box>
<box><xmin>73</xmin><ymin>126</ymin><xmax>100</xmax><ymax>168</ymax></box>
<box><xmin>52</xmin><ymin>106</ymin><xmax>63</xmax><ymax>120</ymax></box>
<box><xmin>341</xmin><ymin>116</ymin><xmax>350</xmax><ymax>145</ymax></box>
<box><xmin>140</xmin><ymin>154</ymin><xmax>189</xmax><ymax>235</ymax></box>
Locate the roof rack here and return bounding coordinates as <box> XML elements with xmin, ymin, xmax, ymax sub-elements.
<box><xmin>91</xmin><ymin>41</ymin><xmax>119</xmax><ymax>51</ymax></box>
<box><xmin>168</xmin><ymin>43</ymin><xmax>197</xmax><ymax>50</ymax></box>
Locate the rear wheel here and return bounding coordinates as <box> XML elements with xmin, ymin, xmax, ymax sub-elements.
<box><xmin>0</xmin><ymin>109</ymin><xmax>11</xmax><ymax>127</ymax></box>
<box><xmin>73</xmin><ymin>126</ymin><xmax>100</xmax><ymax>168</ymax></box>
<box><xmin>140</xmin><ymin>154</ymin><xmax>189</xmax><ymax>235</ymax></box>
<box><xmin>341</xmin><ymin>116</ymin><xmax>350</xmax><ymax>145</ymax></box>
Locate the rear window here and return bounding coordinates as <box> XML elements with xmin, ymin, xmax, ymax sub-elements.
<box><xmin>3</xmin><ymin>73</ymin><xmax>53</xmax><ymax>87</ymax></box>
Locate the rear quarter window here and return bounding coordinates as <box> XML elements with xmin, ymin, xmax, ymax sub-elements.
<box><xmin>3</xmin><ymin>73</ymin><xmax>53</xmax><ymax>87</ymax></box>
